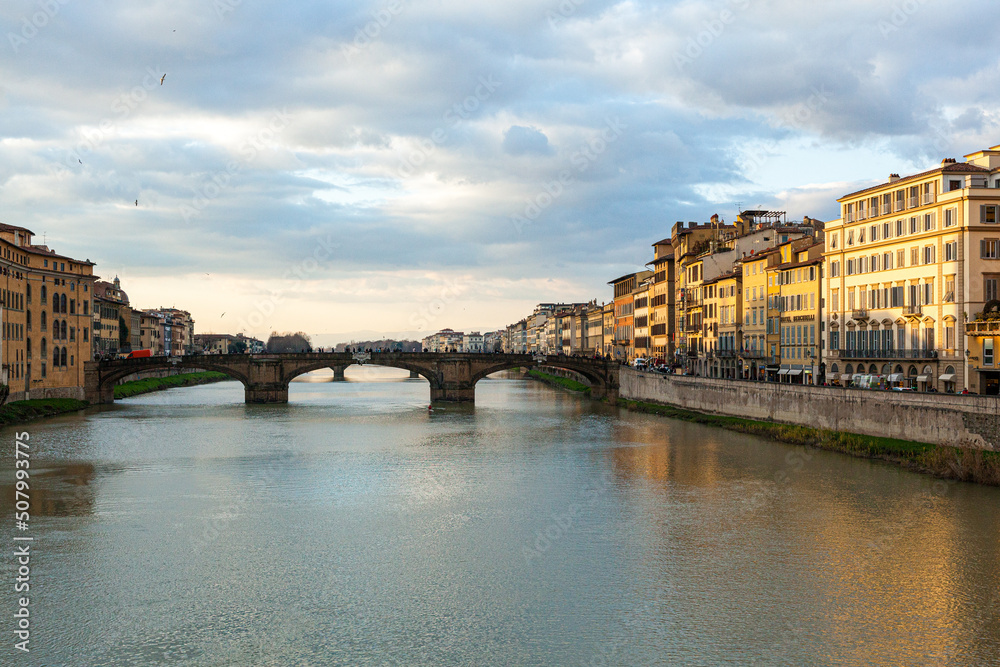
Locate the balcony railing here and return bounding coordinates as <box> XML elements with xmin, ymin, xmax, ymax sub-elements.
<box><xmin>967</xmin><ymin>320</ymin><xmax>1000</xmax><ymax>336</ymax></box>
<box><xmin>922</xmin><ymin>193</ymin><xmax>935</xmax><ymax>205</ymax></box>
<box><xmin>895</xmin><ymin>201</ymin><xmax>905</xmax><ymax>212</ymax></box>
<box><xmin>908</xmin><ymin>196</ymin><xmax>917</xmax><ymax>208</ymax></box>
<box><xmin>881</xmin><ymin>204</ymin><xmax>891</xmax><ymax>215</ymax></box>
<box><xmin>837</xmin><ymin>348</ymin><xmax>938</xmax><ymax>360</ymax></box>
<box><xmin>740</xmin><ymin>350</ymin><xmax>768</xmax><ymax>359</ymax></box>
<box><xmin>851</xmin><ymin>308</ymin><xmax>868</xmax><ymax>320</ymax></box>
<box><xmin>715</xmin><ymin>350</ymin><xmax>737</xmax><ymax>358</ymax></box>
<box><xmin>902</xmin><ymin>305</ymin><xmax>923</xmax><ymax>318</ymax></box>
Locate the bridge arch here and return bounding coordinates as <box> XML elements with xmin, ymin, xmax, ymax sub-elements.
<box><xmin>281</xmin><ymin>361</ymin><xmax>439</xmax><ymax>389</ymax></box>
<box><xmin>469</xmin><ymin>359</ymin><xmax>606</xmax><ymax>388</ymax></box>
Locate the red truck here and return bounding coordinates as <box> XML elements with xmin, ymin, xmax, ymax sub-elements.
<box><xmin>125</xmin><ymin>349</ymin><xmax>152</xmax><ymax>359</ymax></box>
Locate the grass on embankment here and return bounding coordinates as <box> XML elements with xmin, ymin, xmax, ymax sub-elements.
<box><xmin>617</xmin><ymin>398</ymin><xmax>1000</xmax><ymax>487</ymax></box>
<box><xmin>527</xmin><ymin>369</ymin><xmax>591</xmax><ymax>395</ymax></box>
<box><xmin>115</xmin><ymin>371</ymin><xmax>230</xmax><ymax>399</ymax></box>
<box><xmin>0</xmin><ymin>398</ymin><xmax>90</xmax><ymax>426</ymax></box>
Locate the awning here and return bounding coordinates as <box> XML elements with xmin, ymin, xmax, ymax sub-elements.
<box><xmin>840</xmin><ymin>374</ymin><xmax>852</xmax><ymax>381</ymax></box>
<box><xmin>788</xmin><ymin>369</ymin><xmax>803</xmax><ymax>376</ymax></box>
<box><xmin>916</xmin><ymin>375</ymin><xmax>929</xmax><ymax>382</ymax></box>
<box><xmin>939</xmin><ymin>373</ymin><xmax>956</xmax><ymax>382</ymax></box>
<box><xmin>888</xmin><ymin>373</ymin><xmax>903</xmax><ymax>382</ymax></box>
<box><xmin>778</xmin><ymin>369</ymin><xmax>789</xmax><ymax>375</ymax></box>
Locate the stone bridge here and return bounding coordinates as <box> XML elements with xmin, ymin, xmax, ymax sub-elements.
<box><xmin>84</xmin><ymin>352</ymin><xmax>621</xmax><ymax>405</ymax></box>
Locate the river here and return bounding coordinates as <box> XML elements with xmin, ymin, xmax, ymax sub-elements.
<box><xmin>3</xmin><ymin>367</ymin><xmax>999</xmax><ymax>666</ymax></box>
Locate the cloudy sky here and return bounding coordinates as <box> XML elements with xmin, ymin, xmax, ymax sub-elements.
<box><xmin>2</xmin><ymin>0</ymin><xmax>998</xmax><ymax>344</ymax></box>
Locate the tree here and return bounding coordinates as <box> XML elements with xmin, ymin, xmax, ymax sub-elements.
<box><xmin>228</xmin><ymin>339</ymin><xmax>248</xmax><ymax>354</ymax></box>
<box><xmin>265</xmin><ymin>331</ymin><xmax>312</xmax><ymax>353</ymax></box>
<box><xmin>119</xmin><ymin>315</ymin><xmax>130</xmax><ymax>351</ymax></box>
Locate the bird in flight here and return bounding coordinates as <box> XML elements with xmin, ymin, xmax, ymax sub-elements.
<box><xmin>78</xmin><ymin>159</ymin><xmax>82</xmax><ymax>164</ymax></box>
<box><xmin>160</xmin><ymin>73</ymin><xmax>166</xmax><ymax>85</ymax></box>
<box><xmin>221</xmin><ymin>312</ymin><xmax>226</xmax><ymax>317</ymax></box>
<box><xmin>135</xmin><ymin>200</ymin><xmax>138</xmax><ymax>206</ymax></box>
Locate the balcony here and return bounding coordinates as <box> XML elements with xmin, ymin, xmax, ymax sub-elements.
<box><xmin>851</xmin><ymin>309</ymin><xmax>868</xmax><ymax>321</ymax></box>
<box><xmin>881</xmin><ymin>204</ymin><xmax>891</xmax><ymax>215</ymax></box>
<box><xmin>895</xmin><ymin>200</ymin><xmax>905</xmax><ymax>212</ymax></box>
<box><xmin>908</xmin><ymin>196</ymin><xmax>917</xmax><ymax>208</ymax></box>
<box><xmin>902</xmin><ymin>305</ymin><xmax>923</xmax><ymax>319</ymax></box>
<box><xmin>837</xmin><ymin>348</ymin><xmax>939</xmax><ymax>360</ymax></box>
<box><xmin>715</xmin><ymin>350</ymin><xmax>737</xmax><ymax>358</ymax></box>
<box><xmin>966</xmin><ymin>319</ymin><xmax>1000</xmax><ymax>337</ymax></box>
<box><xmin>922</xmin><ymin>193</ymin><xmax>936</xmax><ymax>205</ymax></box>
<box><xmin>740</xmin><ymin>350</ymin><xmax>768</xmax><ymax>359</ymax></box>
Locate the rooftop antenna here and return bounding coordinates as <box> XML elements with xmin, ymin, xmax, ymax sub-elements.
<box><xmin>735</xmin><ymin>202</ymin><xmax>742</xmax><ymax>215</ymax></box>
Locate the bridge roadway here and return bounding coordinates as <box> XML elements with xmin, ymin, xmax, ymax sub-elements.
<box><xmin>84</xmin><ymin>352</ymin><xmax>621</xmax><ymax>405</ymax></box>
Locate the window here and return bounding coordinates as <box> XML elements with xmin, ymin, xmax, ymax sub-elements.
<box><xmin>982</xmin><ymin>205</ymin><xmax>999</xmax><ymax>224</ymax></box>
<box><xmin>911</xmin><ymin>247</ymin><xmax>919</xmax><ymax>266</ymax></box>
<box><xmin>982</xmin><ymin>239</ymin><xmax>1000</xmax><ymax>259</ymax></box>
<box><xmin>922</xmin><ymin>281</ymin><xmax>933</xmax><ymax>305</ymax></box>
<box><xmin>944</xmin><ymin>277</ymin><xmax>955</xmax><ymax>303</ymax></box>
<box><xmin>946</xmin><ymin>325</ymin><xmax>955</xmax><ymax>350</ymax></box>
<box><xmin>945</xmin><ymin>241</ymin><xmax>958</xmax><ymax>262</ymax></box>
<box><xmin>922</xmin><ymin>245</ymin><xmax>934</xmax><ymax>265</ymax></box>
<box><xmin>41</xmin><ymin>311</ymin><xmax>47</xmax><ymax>331</ymax></box>
<box><xmin>883</xmin><ymin>252</ymin><xmax>893</xmax><ymax>270</ymax></box>
<box><xmin>83</xmin><ymin>327</ymin><xmax>88</xmax><ymax>342</ymax></box>
<box><xmin>41</xmin><ymin>285</ymin><xmax>47</xmax><ymax>304</ymax></box>
<box><xmin>924</xmin><ymin>213</ymin><xmax>936</xmax><ymax>231</ymax></box>
<box><xmin>945</xmin><ymin>208</ymin><xmax>957</xmax><ymax>227</ymax></box>
<box><xmin>986</xmin><ymin>278</ymin><xmax>999</xmax><ymax>302</ymax></box>
<box><xmin>949</xmin><ymin>179</ymin><xmax>962</xmax><ymax>191</ymax></box>
<box><xmin>859</xmin><ymin>228</ymin><xmax>866</xmax><ymax>244</ymax></box>
<box><xmin>896</xmin><ymin>219</ymin><xmax>905</xmax><ymax>237</ymax></box>
<box><xmin>897</xmin><ymin>249</ymin><xmax>905</xmax><ymax>268</ymax></box>
<box><xmin>986</xmin><ymin>339</ymin><xmax>995</xmax><ymax>366</ymax></box>
<box><xmin>831</xmin><ymin>234</ymin><xmax>838</xmax><ymax>249</ymax></box>
<box><xmin>847</xmin><ymin>230</ymin><xmax>854</xmax><ymax>246</ymax></box>
<box><xmin>910</xmin><ymin>217</ymin><xmax>919</xmax><ymax>234</ymax></box>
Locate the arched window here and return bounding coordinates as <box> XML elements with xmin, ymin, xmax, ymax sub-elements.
<box><xmin>869</xmin><ymin>364</ymin><xmax>878</xmax><ymax>374</ymax></box>
<box><xmin>41</xmin><ymin>338</ymin><xmax>47</xmax><ymax>357</ymax></box>
<box><xmin>60</xmin><ymin>347</ymin><xmax>67</xmax><ymax>367</ymax></box>
<box><xmin>945</xmin><ymin>365</ymin><xmax>956</xmax><ymax>375</ymax></box>
<box><xmin>61</xmin><ymin>321</ymin><xmax>67</xmax><ymax>339</ymax></box>
<box><xmin>52</xmin><ymin>319</ymin><xmax>58</xmax><ymax>339</ymax></box>
<box><xmin>908</xmin><ymin>365</ymin><xmax>918</xmax><ymax>377</ymax></box>
<box><xmin>40</xmin><ymin>311</ymin><xmax>46</xmax><ymax>331</ymax></box>
<box><xmin>894</xmin><ymin>365</ymin><xmax>903</xmax><ymax>374</ymax></box>
<box><xmin>845</xmin><ymin>364</ymin><xmax>854</xmax><ymax>375</ymax></box>
<box><xmin>26</xmin><ymin>283</ymin><xmax>31</xmax><ymax>303</ymax></box>
<box><xmin>52</xmin><ymin>293</ymin><xmax>59</xmax><ymax>312</ymax></box>
<box><xmin>26</xmin><ymin>338</ymin><xmax>31</xmax><ymax>359</ymax></box>
<box><xmin>40</xmin><ymin>285</ymin><xmax>46</xmax><ymax>304</ymax></box>
<box><xmin>831</xmin><ymin>363</ymin><xmax>839</xmax><ymax>374</ymax></box>
<box><xmin>881</xmin><ymin>363</ymin><xmax>891</xmax><ymax>375</ymax></box>
<box><xmin>60</xmin><ymin>294</ymin><xmax>67</xmax><ymax>313</ymax></box>
<box><xmin>53</xmin><ymin>347</ymin><xmax>59</xmax><ymax>367</ymax></box>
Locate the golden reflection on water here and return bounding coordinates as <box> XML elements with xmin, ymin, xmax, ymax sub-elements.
<box><xmin>602</xmin><ymin>415</ymin><xmax>1000</xmax><ymax>665</ymax></box>
<box><xmin>0</xmin><ymin>462</ymin><xmax>96</xmax><ymax>518</ymax></box>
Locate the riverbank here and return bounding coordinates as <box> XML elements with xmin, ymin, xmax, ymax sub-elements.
<box><xmin>617</xmin><ymin>397</ymin><xmax>1000</xmax><ymax>486</ymax></box>
<box><xmin>115</xmin><ymin>371</ymin><xmax>230</xmax><ymax>399</ymax></box>
<box><xmin>527</xmin><ymin>369</ymin><xmax>591</xmax><ymax>395</ymax></box>
<box><xmin>0</xmin><ymin>398</ymin><xmax>90</xmax><ymax>426</ymax></box>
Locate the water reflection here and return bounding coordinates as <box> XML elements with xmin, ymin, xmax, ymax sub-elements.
<box><xmin>0</xmin><ymin>462</ymin><xmax>96</xmax><ymax>517</ymax></box>
<box><xmin>3</xmin><ymin>372</ymin><xmax>1000</xmax><ymax>666</ymax></box>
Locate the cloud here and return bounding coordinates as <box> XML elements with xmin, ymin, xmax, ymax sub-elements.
<box><xmin>502</xmin><ymin>125</ymin><xmax>554</xmax><ymax>155</ymax></box>
<box><xmin>0</xmin><ymin>0</ymin><xmax>998</xmax><ymax>339</ymax></box>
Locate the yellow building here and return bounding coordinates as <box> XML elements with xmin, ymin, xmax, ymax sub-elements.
<box><xmin>632</xmin><ymin>278</ymin><xmax>653</xmax><ymax>361</ymax></box>
<box><xmin>0</xmin><ymin>223</ymin><xmax>96</xmax><ymax>400</ymax></box>
<box><xmin>648</xmin><ymin>239</ymin><xmax>674</xmax><ymax>361</ymax></box>
<box><xmin>772</xmin><ymin>240</ymin><xmax>824</xmax><ymax>384</ymax></box>
<box><xmin>740</xmin><ymin>249</ymin><xmax>778</xmax><ymax>380</ymax></box>
<box><xmin>714</xmin><ymin>271</ymin><xmax>742</xmax><ymax>379</ymax></box>
<box><xmin>824</xmin><ymin>145</ymin><xmax>1000</xmax><ymax>393</ymax></box>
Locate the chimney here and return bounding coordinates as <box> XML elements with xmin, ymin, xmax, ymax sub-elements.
<box><xmin>941</xmin><ymin>158</ymin><xmax>957</xmax><ymax>165</ymax></box>
<box><xmin>888</xmin><ymin>173</ymin><xmax>900</xmax><ymax>182</ymax></box>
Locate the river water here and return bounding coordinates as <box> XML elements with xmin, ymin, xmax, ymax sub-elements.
<box><xmin>3</xmin><ymin>367</ymin><xmax>1000</xmax><ymax>666</ymax></box>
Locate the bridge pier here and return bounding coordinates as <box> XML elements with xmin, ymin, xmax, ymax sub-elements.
<box><xmin>430</xmin><ymin>385</ymin><xmax>475</xmax><ymax>403</ymax></box>
<box><xmin>245</xmin><ymin>383</ymin><xmax>289</xmax><ymax>404</ymax></box>
<box><xmin>332</xmin><ymin>366</ymin><xmax>346</xmax><ymax>381</ymax></box>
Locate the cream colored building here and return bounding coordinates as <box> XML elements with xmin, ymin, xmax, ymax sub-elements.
<box><xmin>648</xmin><ymin>239</ymin><xmax>674</xmax><ymax>361</ymax></box>
<box><xmin>823</xmin><ymin>146</ymin><xmax>1000</xmax><ymax>393</ymax></box>
<box><xmin>740</xmin><ymin>249</ymin><xmax>778</xmax><ymax>379</ymax></box>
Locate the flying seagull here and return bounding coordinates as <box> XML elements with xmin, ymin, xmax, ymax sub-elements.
<box><xmin>160</xmin><ymin>73</ymin><xmax>166</xmax><ymax>85</ymax></box>
<box><xmin>221</xmin><ymin>312</ymin><xmax>226</xmax><ymax>317</ymax></box>
<box><xmin>78</xmin><ymin>159</ymin><xmax>82</xmax><ymax>164</ymax></box>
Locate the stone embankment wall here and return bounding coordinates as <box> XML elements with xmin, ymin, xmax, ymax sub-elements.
<box><xmin>6</xmin><ymin>367</ymin><xmax>208</xmax><ymax>405</ymax></box>
<box><xmin>619</xmin><ymin>368</ymin><xmax>1000</xmax><ymax>451</ymax></box>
